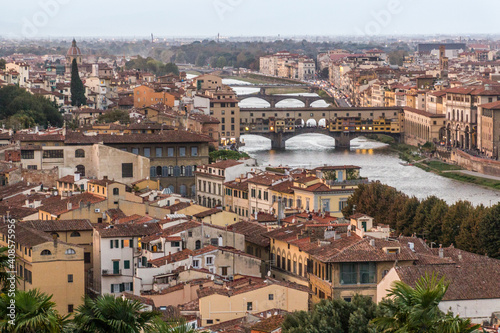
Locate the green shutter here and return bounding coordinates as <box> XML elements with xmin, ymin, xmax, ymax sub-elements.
<box><xmin>129</xmin><ymin>239</ymin><xmax>133</xmax><ymax>248</ymax></box>
<box><xmin>130</xmin><ymin>282</ymin><xmax>133</xmax><ymax>291</ymax></box>
<box><xmin>115</xmin><ymin>240</ymin><xmax>119</xmax><ymax>248</ymax></box>
<box><xmin>124</xmin><ymin>260</ymin><xmax>130</xmax><ymax>269</ymax></box>
<box><xmin>110</xmin><ymin>240</ymin><xmax>113</xmax><ymax>249</ymax></box>
<box><xmin>111</xmin><ymin>284</ymin><xmax>114</xmax><ymax>293</ymax></box>
<box><xmin>121</xmin><ymin>240</ymin><xmax>124</xmax><ymax>248</ymax></box>
<box><xmin>120</xmin><ymin>283</ymin><xmax>125</xmax><ymax>292</ymax></box>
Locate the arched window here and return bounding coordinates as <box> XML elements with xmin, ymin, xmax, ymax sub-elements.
<box><xmin>75</xmin><ymin>149</ymin><xmax>85</xmax><ymax>158</ymax></box>
<box><xmin>65</xmin><ymin>248</ymin><xmax>76</xmax><ymax>255</ymax></box>
<box><xmin>70</xmin><ymin>231</ymin><xmax>81</xmax><ymax>237</ymax></box>
<box><xmin>179</xmin><ymin>184</ymin><xmax>187</xmax><ymax>197</ymax></box>
<box><xmin>195</xmin><ymin>240</ymin><xmax>201</xmax><ymax>250</ymax></box>
<box><xmin>156</xmin><ymin>166</ymin><xmax>162</xmax><ymax>177</ymax></box>
<box><xmin>51</xmin><ymin>233</ymin><xmax>59</xmax><ymax>238</ymax></box>
<box><xmin>41</xmin><ymin>249</ymin><xmax>52</xmax><ymax>256</ymax></box>
<box><xmin>76</xmin><ymin>165</ymin><xmax>85</xmax><ymax>177</ymax></box>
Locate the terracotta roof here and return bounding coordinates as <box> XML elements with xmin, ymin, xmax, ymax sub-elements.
<box><xmin>165</xmin><ymin>201</ymin><xmax>191</xmax><ymax>213</ymax></box>
<box><xmin>57</xmin><ymin>175</ymin><xmax>77</xmax><ymax>184</ymax></box>
<box><xmin>403</xmin><ymin>107</ymin><xmax>446</xmax><ymax>118</ymax></box>
<box><xmin>224</xmin><ymin>179</ymin><xmax>249</xmax><ymax>191</ymax></box>
<box><xmin>149</xmin><ymin>249</ymin><xmax>194</xmax><ymax>267</ymax></box>
<box><xmin>39</xmin><ymin>192</ymin><xmax>105</xmax><ymax>216</ymax></box>
<box><xmin>64</xmin><ymin>130</ymin><xmax>215</xmax><ymax>145</ymax></box>
<box><xmin>269</xmin><ymin>180</ymin><xmax>294</xmax><ymax>194</ymax></box>
<box><xmin>0</xmin><ymin>223</ymin><xmax>76</xmax><ymax>248</ymax></box>
<box><xmin>247</xmin><ymin>173</ymin><xmax>287</xmax><ymax>186</ymax></box>
<box><xmin>193</xmin><ymin>208</ymin><xmax>222</xmax><ymax>218</ymax></box>
<box><xmin>257</xmin><ymin>212</ymin><xmax>277</xmax><ymax>223</ymax></box>
<box><xmin>250</xmin><ymin>315</ymin><xmax>285</xmax><ymax>332</ymax></box>
<box><xmin>0</xmin><ymin>204</ymin><xmax>38</xmax><ymax>220</ymax></box>
<box><xmin>200</xmin><ymin>159</ymin><xmax>243</xmax><ymax>170</ymax></box>
<box><xmin>293</xmin><ymin>182</ymin><xmax>332</xmax><ymax>193</ymax></box>
<box><xmin>121</xmin><ymin>292</ymin><xmax>155</xmax><ymax>307</ymax></box>
<box><xmin>0</xmin><ymin>181</ymin><xmax>41</xmax><ymax>200</ymax></box>
<box><xmin>395</xmin><ymin>260</ymin><xmax>500</xmax><ymax>301</ymax></box>
<box><xmin>479</xmin><ymin>100</ymin><xmax>500</xmax><ymax>110</ymax></box>
<box><xmin>228</xmin><ymin>221</ymin><xmax>270</xmax><ymax>247</ymax></box>
<box><xmin>21</xmin><ymin>219</ymin><xmax>93</xmax><ymax>232</ymax></box>
<box><xmin>161</xmin><ymin>221</ymin><xmax>201</xmax><ymax>237</ymax></box>
<box><xmin>95</xmin><ymin>222</ymin><xmax>161</xmax><ymax>238</ymax></box>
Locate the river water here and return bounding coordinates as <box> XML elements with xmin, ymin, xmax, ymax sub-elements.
<box><xmin>220</xmin><ymin>78</ymin><xmax>500</xmax><ymax>206</ymax></box>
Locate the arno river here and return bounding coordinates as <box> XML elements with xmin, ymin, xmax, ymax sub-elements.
<box><xmin>222</xmin><ymin>78</ymin><xmax>500</xmax><ymax>206</ymax></box>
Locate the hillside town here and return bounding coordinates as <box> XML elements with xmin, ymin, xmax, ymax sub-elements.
<box><xmin>1</xmin><ymin>21</ymin><xmax>500</xmax><ymax>333</ymax></box>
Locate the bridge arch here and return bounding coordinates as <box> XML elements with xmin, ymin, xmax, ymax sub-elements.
<box><xmin>306</xmin><ymin>119</ymin><xmax>317</xmax><ymax>127</ymax></box>
<box><xmin>238</xmin><ymin>97</ymin><xmax>271</xmax><ymax>108</ymax></box>
<box><xmin>275</xmin><ymin>98</ymin><xmax>305</xmax><ymax>108</ymax></box>
<box><xmin>318</xmin><ymin>118</ymin><xmax>327</xmax><ymax>128</ymax></box>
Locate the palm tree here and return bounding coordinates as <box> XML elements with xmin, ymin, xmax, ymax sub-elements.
<box><xmin>0</xmin><ymin>289</ymin><xmax>69</xmax><ymax>333</ymax></box>
<box><xmin>72</xmin><ymin>295</ymin><xmax>161</xmax><ymax>333</ymax></box>
<box><xmin>372</xmin><ymin>273</ymin><xmax>480</xmax><ymax>333</ymax></box>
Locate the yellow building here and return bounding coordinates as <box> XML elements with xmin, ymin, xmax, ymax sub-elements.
<box><xmin>403</xmin><ymin>107</ymin><xmax>446</xmax><ymax>146</ymax></box>
<box><xmin>193</xmin><ymin>208</ymin><xmax>239</xmax><ymax>227</ymax></box>
<box><xmin>0</xmin><ymin>223</ymin><xmax>85</xmax><ymax>315</ymax></box>
<box><xmin>224</xmin><ymin>178</ymin><xmax>250</xmax><ymax>219</ymax></box>
<box><xmin>197</xmin><ymin>276</ymin><xmax>310</xmax><ymax>326</ymax></box>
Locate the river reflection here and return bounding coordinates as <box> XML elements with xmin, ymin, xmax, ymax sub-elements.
<box><xmin>240</xmin><ymin>134</ymin><xmax>500</xmax><ymax>206</ymax></box>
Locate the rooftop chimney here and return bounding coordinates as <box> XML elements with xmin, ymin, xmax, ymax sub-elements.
<box><xmin>438</xmin><ymin>244</ymin><xmax>443</xmax><ymax>258</ymax></box>
<box><xmin>369</xmin><ymin>239</ymin><xmax>375</xmax><ymax>247</ymax></box>
<box><xmin>67</xmin><ymin>202</ymin><xmax>72</xmax><ymax>211</ymax></box>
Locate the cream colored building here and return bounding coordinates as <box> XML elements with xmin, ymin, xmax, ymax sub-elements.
<box><xmin>198</xmin><ymin>277</ymin><xmax>310</xmax><ymax>326</ymax></box>
<box><xmin>0</xmin><ymin>223</ymin><xmax>85</xmax><ymax>315</ymax></box>
<box><xmin>403</xmin><ymin>107</ymin><xmax>446</xmax><ymax>145</ymax></box>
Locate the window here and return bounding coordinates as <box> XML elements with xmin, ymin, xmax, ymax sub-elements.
<box><xmin>206</xmin><ymin>320</ymin><xmax>213</xmax><ymax>324</ymax></box>
<box><xmin>206</xmin><ymin>256</ymin><xmax>214</xmax><ymax>266</ymax></box>
<box><xmin>268</xmin><ymin>294</ymin><xmax>274</xmax><ymax>300</ymax></box>
<box><xmin>70</xmin><ymin>231</ymin><xmax>80</xmax><ymax>237</ymax></box>
<box><xmin>360</xmin><ymin>263</ymin><xmax>376</xmax><ymax>284</ymax></box>
<box><xmin>247</xmin><ymin>302</ymin><xmax>253</xmax><ymax>311</ymax></box>
<box><xmin>41</xmin><ymin>249</ymin><xmax>51</xmax><ymax>256</ymax></box>
<box><xmin>21</xmin><ymin>150</ymin><xmax>34</xmax><ymax>159</ymax></box>
<box><xmin>167</xmin><ymin>148</ymin><xmax>174</xmax><ymax>157</ymax></box>
<box><xmin>43</xmin><ymin>150</ymin><xmax>63</xmax><ymax>158</ymax></box>
<box><xmin>65</xmin><ymin>248</ymin><xmax>76</xmax><ymax>255</ymax></box>
<box><xmin>188</xmin><ymin>231</ymin><xmax>193</xmax><ymax>237</ymax></box>
<box><xmin>221</xmin><ymin>267</ymin><xmax>228</xmax><ymax>276</ymax></box>
<box><xmin>143</xmin><ymin>148</ymin><xmax>151</xmax><ymax>157</ymax></box>
<box><xmin>122</xmin><ymin>163</ymin><xmax>133</xmax><ymax>178</ymax></box>
<box><xmin>68</xmin><ymin>274</ymin><xmax>73</xmax><ymax>283</ymax></box>
<box><xmin>191</xmin><ymin>147</ymin><xmax>198</xmax><ymax>156</ymax></box>
<box><xmin>76</xmin><ymin>165</ymin><xmax>85</xmax><ymax>177</ymax></box>
<box><xmin>155</xmin><ymin>147</ymin><xmax>162</xmax><ymax>157</ymax></box>
<box><xmin>179</xmin><ymin>147</ymin><xmax>186</xmax><ymax>156</ymax></box>
<box><xmin>171</xmin><ymin>241</ymin><xmax>180</xmax><ymax>247</ymax></box>
<box><xmin>84</xmin><ymin>252</ymin><xmax>91</xmax><ymax>263</ymax></box>
<box><xmin>124</xmin><ymin>260</ymin><xmax>130</xmax><ymax>269</ymax></box>
<box><xmin>68</xmin><ymin>304</ymin><xmax>74</xmax><ymax>313</ymax></box>
<box><xmin>340</xmin><ymin>263</ymin><xmax>357</xmax><ymax>285</ymax></box>
<box><xmin>113</xmin><ymin>188</ymin><xmax>119</xmax><ymax>195</ymax></box>
<box><xmin>210</xmin><ymin>238</ymin><xmax>218</xmax><ymax>246</ymax></box>
<box><xmin>195</xmin><ymin>240</ymin><xmax>201</xmax><ymax>250</ymax></box>
<box><xmin>75</xmin><ymin>149</ymin><xmax>85</xmax><ymax>158</ymax></box>
<box><xmin>192</xmin><ymin>259</ymin><xmax>200</xmax><ymax>268</ymax></box>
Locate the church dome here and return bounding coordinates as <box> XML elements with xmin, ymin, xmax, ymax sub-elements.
<box><xmin>67</xmin><ymin>39</ymin><xmax>82</xmax><ymax>56</ymax></box>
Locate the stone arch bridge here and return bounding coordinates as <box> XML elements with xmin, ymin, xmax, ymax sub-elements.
<box><xmin>237</xmin><ymin>88</ymin><xmax>325</xmax><ymax>108</ymax></box>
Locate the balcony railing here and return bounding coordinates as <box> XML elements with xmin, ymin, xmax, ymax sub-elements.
<box><xmin>102</xmin><ymin>269</ymin><xmax>121</xmax><ymax>276</ymax></box>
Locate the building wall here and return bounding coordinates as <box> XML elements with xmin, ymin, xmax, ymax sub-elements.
<box><xmin>30</xmin><ymin>242</ymin><xmax>84</xmax><ymax>315</ymax></box>
<box><xmin>133</xmin><ymin>85</ymin><xmax>175</xmax><ymax>108</ymax></box>
<box><xmin>199</xmin><ymin>284</ymin><xmax>309</xmax><ymax>326</ymax></box>
<box><xmin>183</xmin><ymin>226</ymin><xmax>245</xmax><ymax>252</ymax></box>
<box><xmin>440</xmin><ymin>299</ymin><xmax>500</xmax><ymax>324</ymax></box>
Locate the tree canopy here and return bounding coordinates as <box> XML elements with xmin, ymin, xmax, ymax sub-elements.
<box><xmin>342</xmin><ymin>182</ymin><xmax>498</xmax><ymax>258</ymax></box>
<box><xmin>0</xmin><ymin>85</ymin><xmax>63</xmax><ymax>129</ymax></box>
<box><xmin>124</xmin><ymin>56</ymin><xmax>179</xmax><ymax>76</ymax></box>
<box><xmin>97</xmin><ymin>109</ymin><xmax>130</xmax><ymax>124</ymax></box>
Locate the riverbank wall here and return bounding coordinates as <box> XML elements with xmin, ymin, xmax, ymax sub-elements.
<box><xmin>451</xmin><ymin>150</ymin><xmax>500</xmax><ymax>177</ymax></box>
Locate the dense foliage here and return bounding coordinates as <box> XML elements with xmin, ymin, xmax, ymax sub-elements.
<box><xmin>97</xmin><ymin>109</ymin><xmax>130</xmax><ymax>124</ymax></box>
<box><xmin>282</xmin><ymin>295</ymin><xmax>380</xmax><ymax>333</ymax></box>
<box><xmin>70</xmin><ymin>59</ymin><xmax>87</xmax><ymax>107</ymax></box>
<box><xmin>124</xmin><ymin>56</ymin><xmax>179</xmax><ymax>76</ymax></box>
<box><xmin>342</xmin><ymin>182</ymin><xmax>500</xmax><ymax>258</ymax></box>
<box><xmin>209</xmin><ymin>149</ymin><xmax>249</xmax><ymax>163</ymax></box>
<box><xmin>0</xmin><ymin>85</ymin><xmax>63</xmax><ymax>129</ymax></box>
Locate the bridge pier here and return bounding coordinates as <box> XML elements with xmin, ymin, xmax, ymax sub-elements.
<box><xmin>269</xmin><ymin>132</ymin><xmax>286</xmax><ymax>150</ymax></box>
<box><xmin>335</xmin><ymin>133</ymin><xmax>351</xmax><ymax>150</ymax></box>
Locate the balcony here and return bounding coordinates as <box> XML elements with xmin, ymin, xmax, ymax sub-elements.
<box><xmin>102</xmin><ymin>269</ymin><xmax>122</xmax><ymax>276</ymax></box>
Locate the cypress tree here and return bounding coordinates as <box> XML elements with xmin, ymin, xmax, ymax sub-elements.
<box><xmin>70</xmin><ymin>58</ymin><xmax>86</xmax><ymax>107</ymax></box>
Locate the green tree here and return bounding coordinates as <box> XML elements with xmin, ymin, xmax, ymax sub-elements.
<box><xmin>209</xmin><ymin>149</ymin><xmax>249</xmax><ymax>163</ymax></box>
<box><xmin>0</xmin><ymin>58</ymin><xmax>6</xmax><ymax>69</ymax></box>
<box><xmin>164</xmin><ymin>62</ymin><xmax>179</xmax><ymax>75</ymax></box>
<box><xmin>72</xmin><ymin>295</ymin><xmax>160</xmax><ymax>333</ymax></box>
<box><xmin>215</xmin><ymin>56</ymin><xmax>227</xmax><ymax>68</ymax></box>
<box><xmin>70</xmin><ymin>59</ymin><xmax>86</xmax><ymax>107</ymax></box>
<box><xmin>97</xmin><ymin>109</ymin><xmax>130</xmax><ymax>124</ymax></box>
<box><xmin>282</xmin><ymin>295</ymin><xmax>378</xmax><ymax>333</ymax></box>
<box><xmin>0</xmin><ymin>85</ymin><xmax>63</xmax><ymax>128</ymax></box>
<box><xmin>456</xmin><ymin>205</ymin><xmax>485</xmax><ymax>254</ymax></box>
<box><xmin>372</xmin><ymin>273</ymin><xmax>480</xmax><ymax>333</ymax></box>
<box><xmin>478</xmin><ymin>203</ymin><xmax>500</xmax><ymax>258</ymax></box>
<box><xmin>441</xmin><ymin>201</ymin><xmax>473</xmax><ymax>247</ymax></box>
<box><xmin>0</xmin><ymin>246</ymin><xmax>11</xmax><ymax>292</ymax></box>
<box><xmin>0</xmin><ymin>289</ymin><xmax>69</xmax><ymax>332</ymax></box>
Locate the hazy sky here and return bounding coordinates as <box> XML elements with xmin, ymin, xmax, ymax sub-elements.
<box><xmin>3</xmin><ymin>0</ymin><xmax>500</xmax><ymax>39</ymax></box>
